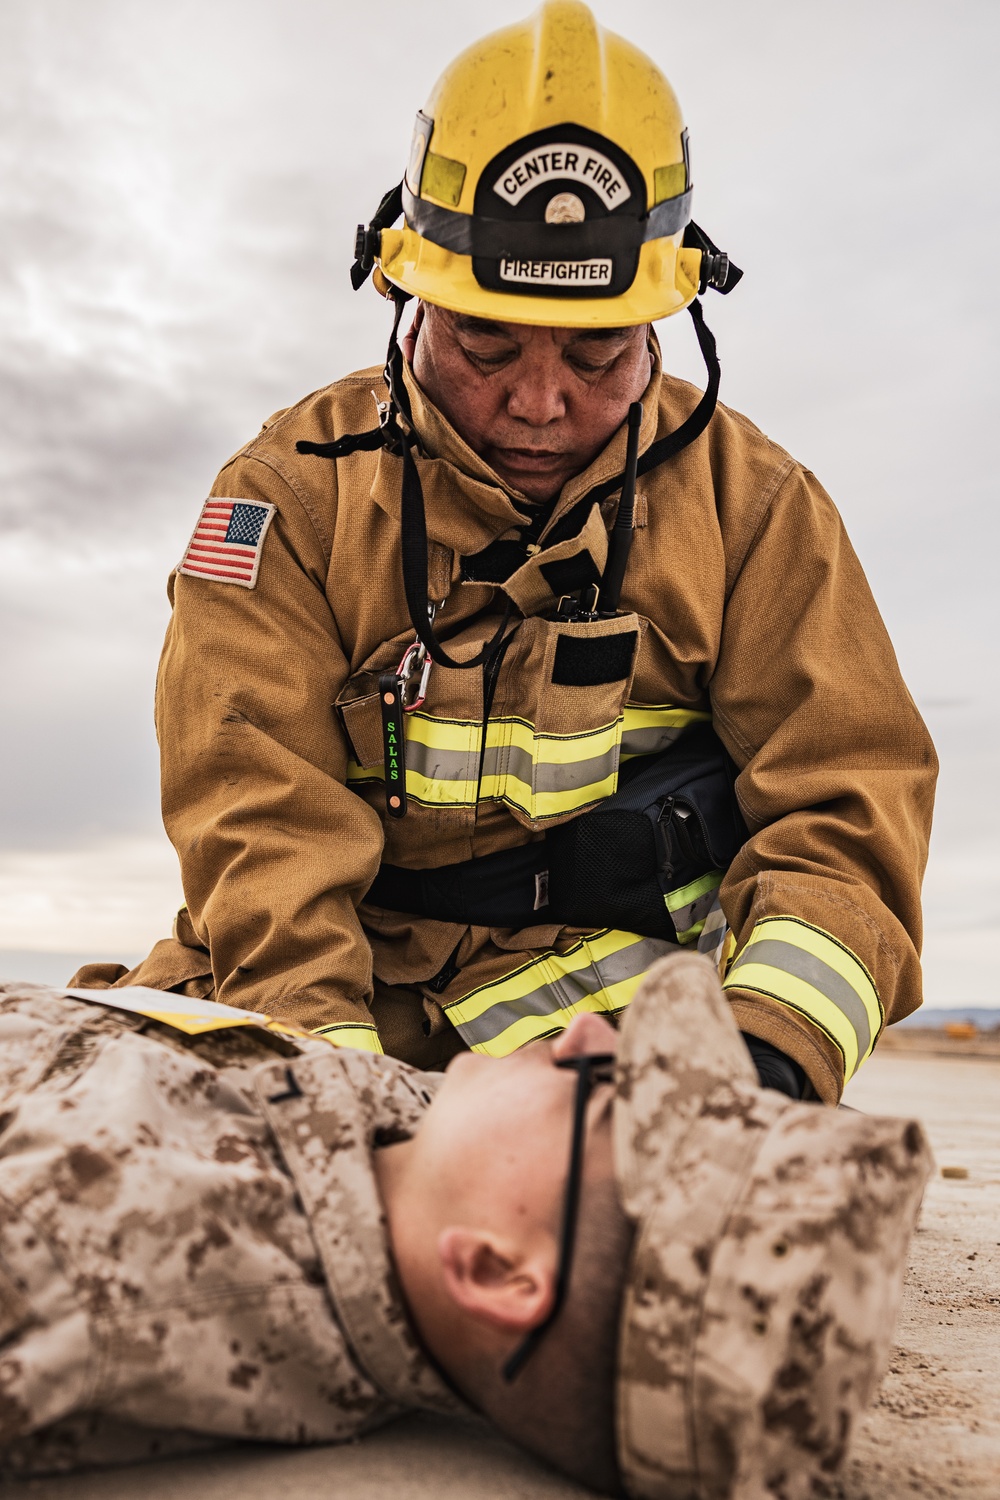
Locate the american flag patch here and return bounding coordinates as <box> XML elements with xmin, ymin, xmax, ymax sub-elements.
<box><xmin>178</xmin><ymin>498</ymin><xmax>276</xmax><ymax>589</ymax></box>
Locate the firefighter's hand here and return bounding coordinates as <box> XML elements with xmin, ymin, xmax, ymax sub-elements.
<box><xmin>741</xmin><ymin>1033</ymin><xmax>808</xmax><ymax>1098</ymax></box>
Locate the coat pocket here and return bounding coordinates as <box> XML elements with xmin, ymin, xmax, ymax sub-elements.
<box><xmin>334</xmin><ymin>632</ymin><xmax>484</xmax><ymax>823</ymax></box>
<box><xmin>337</xmin><ymin>690</ymin><xmax>385</xmax><ymax>771</ymax></box>
<box><xmin>483</xmin><ymin>613</ymin><xmax>647</xmax><ymax>830</ymax></box>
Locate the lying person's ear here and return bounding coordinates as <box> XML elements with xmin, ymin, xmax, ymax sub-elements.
<box><xmin>438</xmin><ymin>1228</ymin><xmax>556</xmax><ymax>1333</ymax></box>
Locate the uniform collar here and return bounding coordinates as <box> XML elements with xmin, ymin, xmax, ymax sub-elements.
<box><xmin>254</xmin><ymin>1049</ymin><xmax>468</xmax><ymax>1419</ymax></box>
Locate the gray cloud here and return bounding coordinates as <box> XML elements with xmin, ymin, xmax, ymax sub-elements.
<box><xmin>1</xmin><ymin>0</ymin><xmax>998</xmax><ymax>997</ymax></box>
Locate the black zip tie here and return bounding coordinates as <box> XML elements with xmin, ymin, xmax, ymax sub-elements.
<box><xmin>296</xmin><ymin>429</ymin><xmax>385</xmax><ymax>459</ymax></box>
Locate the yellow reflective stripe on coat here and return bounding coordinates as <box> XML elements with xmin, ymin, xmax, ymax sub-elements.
<box><xmin>310</xmin><ymin>1022</ymin><xmax>384</xmax><ymax>1054</ymax></box>
<box><xmin>347</xmin><ymin>712</ymin><xmax>481</xmax><ymax>805</ymax></box>
<box><xmin>619</xmin><ymin>703</ymin><xmax>710</xmax><ymax>760</ymax></box>
<box><xmin>346</xmin><ymin>703</ymin><xmax>711</xmax><ymax>818</ymax></box>
<box><xmin>479</xmin><ymin>714</ymin><xmax>622</xmax><ymax>819</ymax></box>
<box><xmin>695</xmin><ymin>897</ymin><xmax>735</xmax><ymax>975</ymax></box>
<box><xmin>722</xmin><ymin>916</ymin><xmax>883</xmax><ymax>1080</ymax></box>
<box><xmin>443</xmin><ymin>929</ymin><xmax>678</xmax><ymax>1056</ymax></box>
<box><xmin>665</xmin><ymin>870</ymin><xmax>723</xmax><ymax>944</ymax></box>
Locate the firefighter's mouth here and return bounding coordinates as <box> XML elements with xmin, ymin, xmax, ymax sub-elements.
<box><xmin>493</xmin><ymin>447</ymin><xmax>568</xmax><ymax>470</ymax></box>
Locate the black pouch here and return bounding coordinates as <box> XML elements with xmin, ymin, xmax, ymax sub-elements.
<box><xmin>545</xmin><ymin>721</ymin><xmax>748</xmax><ymax>940</ymax></box>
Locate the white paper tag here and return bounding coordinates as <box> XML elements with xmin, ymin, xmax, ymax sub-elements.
<box><xmin>63</xmin><ymin>986</ymin><xmax>268</xmax><ymax>1036</ymax></box>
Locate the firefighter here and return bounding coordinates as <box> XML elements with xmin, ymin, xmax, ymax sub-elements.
<box><xmin>74</xmin><ymin>0</ymin><xmax>936</xmax><ymax>1105</ymax></box>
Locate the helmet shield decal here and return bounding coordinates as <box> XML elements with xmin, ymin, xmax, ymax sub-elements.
<box><xmin>472</xmin><ymin>124</ymin><xmax>647</xmax><ymax>300</ymax></box>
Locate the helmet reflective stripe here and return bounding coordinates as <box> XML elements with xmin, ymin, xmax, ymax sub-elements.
<box><xmin>723</xmin><ymin>916</ymin><xmax>885</xmax><ymax>1081</ymax></box>
<box><xmin>400</xmin><ymin>183</ymin><xmax>694</xmax><ymax>262</ymax></box>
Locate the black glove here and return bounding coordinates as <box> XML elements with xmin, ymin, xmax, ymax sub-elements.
<box><xmin>741</xmin><ymin>1033</ymin><xmax>808</xmax><ymax>1099</ymax></box>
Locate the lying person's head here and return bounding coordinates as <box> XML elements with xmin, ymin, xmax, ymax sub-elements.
<box><xmin>376</xmin><ymin>954</ymin><xmax>933</xmax><ymax>1499</ymax></box>
<box><xmin>376</xmin><ymin>1008</ymin><xmax>632</xmax><ymax>1493</ymax></box>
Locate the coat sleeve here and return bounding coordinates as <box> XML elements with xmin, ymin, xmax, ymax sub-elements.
<box><xmin>710</xmin><ymin>462</ymin><xmax>938</xmax><ymax>1103</ymax></box>
<box><xmin>154</xmin><ymin>449</ymin><xmax>386</xmax><ymax>1046</ymax></box>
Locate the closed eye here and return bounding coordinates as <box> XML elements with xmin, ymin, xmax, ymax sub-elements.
<box><xmin>565</xmin><ymin>331</ymin><xmax>631</xmax><ymax>375</ymax></box>
<box><xmin>460</xmin><ymin>342</ymin><xmax>518</xmax><ymax>370</ymax></box>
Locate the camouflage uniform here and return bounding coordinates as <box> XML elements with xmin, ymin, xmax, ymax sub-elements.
<box><xmin>0</xmin><ymin>970</ymin><xmax>932</xmax><ymax>1493</ymax></box>
<box><xmin>0</xmin><ymin>982</ymin><xmax>465</xmax><ymax>1477</ymax></box>
<box><xmin>613</xmin><ymin>953</ymin><xmax>933</xmax><ymax>1499</ymax></box>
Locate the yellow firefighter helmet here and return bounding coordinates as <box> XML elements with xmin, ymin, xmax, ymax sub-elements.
<box><xmin>353</xmin><ymin>0</ymin><xmax>738</xmax><ymax>327</ymax></box>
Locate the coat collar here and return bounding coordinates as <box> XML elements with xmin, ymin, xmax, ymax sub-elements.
<box><xmin>253</xmin><ymin>1049</ymin><xmax>467</xmax><ymax>1419</ymax></box>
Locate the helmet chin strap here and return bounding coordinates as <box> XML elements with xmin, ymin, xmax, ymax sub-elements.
<box><xmin>380</xmin><ymin>290</ymin><xmax>515</xmax><ymax>671</ymax></box>
<box><xmin>297</xmin><ymin>286</ymin><xmax>723</xmax><ymax>673</ymax></box>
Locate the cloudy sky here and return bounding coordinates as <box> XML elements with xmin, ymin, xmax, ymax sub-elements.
<box><xmin>1</xmin><ymin>0</ymin><xmax>997</xmax><ymax>1006</ymax></box>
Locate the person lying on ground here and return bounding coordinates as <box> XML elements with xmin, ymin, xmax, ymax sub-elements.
<box><xmin>0</xmin><ymin>953</ymin><xmax>930</xmax><ymax>1497</ymax></box>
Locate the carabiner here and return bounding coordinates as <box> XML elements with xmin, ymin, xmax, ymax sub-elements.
<box><xmin>396</xmin><ymin>603</ymin><xmax>439</xmax><ymax>712</ymax></box>
<box><xmin>397</xmin><ymin>641</ymin><xmax>432</xmax><ymax>712</ymax></box>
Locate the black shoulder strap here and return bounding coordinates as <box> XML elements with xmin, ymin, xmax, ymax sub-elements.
<box><xmin>583</xmin><ymin>299</ymin><xmax>720</xmax><ymax>511</ymax></box>
<box><xmin>377</xmin><ymin>289</ymin><xmax>513</xmax><ymax>671</ymax></box>
<box><xmin>296</xmin><ymin>428</ymin><xmax>384</xmax><ymax>459</ymax></box>
<box><xmin>296</xmin><ymin>290</ymin><xmax>512</xmax><ymax>672</ymax></box>
<box><xmin>398</xmin><ymin>438</ymin><xmax>514</xmax><ymax>669</ymax></box>
<box><xmin>545</xmin><ymin>297</ymin><xmax>721</xmax><ymax>553</ymax></box>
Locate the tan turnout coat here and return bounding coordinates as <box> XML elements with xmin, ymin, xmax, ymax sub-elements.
<box><xmin>88</xmin><ymin>342</ymin><xmax>936</xmax><ymax>1103</ymax></box>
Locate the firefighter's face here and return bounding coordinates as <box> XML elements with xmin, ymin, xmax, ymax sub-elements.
<box><xmin>407</xmin><ymin>304</ymin><xmax>652</xmax><ymax>502</ymax></box>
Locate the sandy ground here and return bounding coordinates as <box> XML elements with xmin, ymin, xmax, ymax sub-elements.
<box><xmin>6</xmin><ymin>1047</ymin><xmax>998</xmax><ymax>1499</ymax></box>
<box><xmin>836</xmin><ymin>1050</ymin><xmax>1000</xmax><ymax>1499</ymax></box>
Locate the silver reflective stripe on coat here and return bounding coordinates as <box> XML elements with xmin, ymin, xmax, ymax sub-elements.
<box><xmin>443</xmin><ymin>929</ymin><xmax>679</xmax><ymax>1057</ymax></box>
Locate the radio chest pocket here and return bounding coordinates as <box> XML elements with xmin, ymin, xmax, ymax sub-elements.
<box><xmin>482</xmin><ymin>613</ymin><xmax>646</xmax><ymax>830</ymax></box>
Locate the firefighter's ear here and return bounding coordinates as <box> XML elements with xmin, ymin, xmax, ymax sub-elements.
<box><xmin>437</xmin><ymin>1227</ymin><xmax>555</xmax><ymax>1333</ymax></box>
